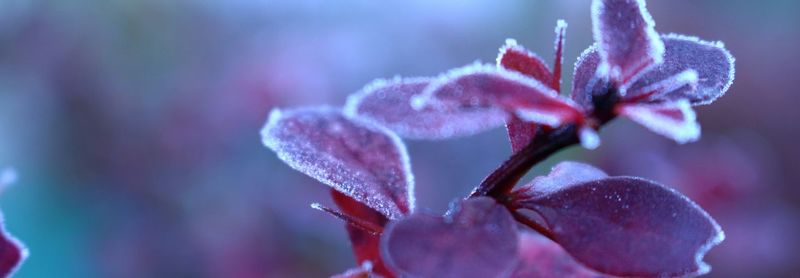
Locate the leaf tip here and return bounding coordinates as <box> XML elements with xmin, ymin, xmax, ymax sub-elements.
<box><xmin>260</xmin><ymin>107</ymin><xmax>284</xmax><ymax>149</ymax></box>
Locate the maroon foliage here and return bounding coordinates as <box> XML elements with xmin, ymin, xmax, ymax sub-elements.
<box><xmin>413</xmin><ymin>64</ymin><xmax>583</xmax><ymax>128</ymax></box>
<box><xmin>592</xmin><ymin>0</ymin><xmax>664</xmax><ymax>87</ymax></box>
<box><xmin>626</xmin><ymin>35</ymin><xmax>735</xmax><ymax>105</ymax></box>
<box><xmin>345</xmin><ymin>78</ymin><xmax>506</xmax><ymax>140</ymax></box>
<box><xmin>331</xmin><ymin>191</ymin><xmax>393</xmax><ymax>277</ymax></box>
<box><xmin>514</xmin><ymin>163</ymin><xmax>723</xmax><ymax>277</ymax></box>
<box><xmin>261</xmin><ymin>107</ymin><xmax>414</xmax><ymax>219</ymax></box>
<box><xmin>263</xmin><ymin>0</ymin><xmax>734</xmax><ymax>277</ymax></box>
<box><xmin>381</xmin><ymin>198</ymin><xmax>518</xmax><ymax>278</ymax></box>
<box><xmin>512</xmin><ymin>232</ymin><xmax>604</xmax><ymax>278</ymax></box>
<box><xmin>0</xmin><ymin>222</ymin><xmax>25</xmax><ymax>277</ymax></box>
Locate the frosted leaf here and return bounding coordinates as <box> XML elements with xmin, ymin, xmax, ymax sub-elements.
<box><xmin>552</xmin><ymin>19</ymin><xmax>568</xmax><ymax>92</ymax></box>
<box><xmin>345</xmin><ymin>77</ymin><xmax>506</xmax><ymax>140</ymax></box>
<box><xmin>330</xmin><ymin>190</ymin><xmax>393</xmax><ymax>277</ymax></box>
<box><xmin>517</xmin><ymin>177</ymin><xmax>724</xmax><ymax>277</ymax></box>
<box><xmin>413</xmin><ymin>63</ymin><xmax>583</xmax><ymax>128</ymax></box>
<box><xmin>513</xmin><ymin>161</ymin><xmax>608</xmax><ymax>198</ymax></box>
<box><xmin>626</xmin><ymin>69</ymin><xmax>698</xmax><ymax>102</ymax></box>
<box><xmin>381</xmin><ymin>197</ymin><xmax>518</xmax><ymax>278</ymax></box>
<box><xmin>0</xmin><ymin>218</ymin><xmax>25</xmax><ymax>277</ymax></box>
<box><xmin>591</xmin><ymin>0</ymin><xmax>665</xmax><ymax>88</ymax></box>
<box><xmin>618</xmin><ymin>100</ymin><xmax>700</xmax><ymax>144</ymax></box>
<box><xmin>512</xmin><ymin>232</ymin><xmax>606</xmax><ymax>278</ymax></box>
<box><xmin>571</xmin><ymin>45</ymin><xmax>611</xmax><ymax>111</ymax></box>
<box><xmin>505</xmin><ymin>116</ymin><xmax>538</xmax><ymax>153</ymax></box>
<box><xmin>497</xmin><ymin>39</ymin><xmax>554</xmax><ymax>89</ymax></box>
<box><xmin>625</xmin><ymin>34</ymin><xmax>736</xmax><ymax>105</ymax></box>
<box><xmin>261</xmin><ymin>107</ymin><xmax>414</xmax><ymax>220</ymax></box>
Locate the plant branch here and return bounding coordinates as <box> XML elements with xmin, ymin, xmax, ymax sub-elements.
<box><xmin>469</xmin><ymin>125</ymin><xmax>580</xmax><ymax>199</ymax></box>
<box><xmin>470</xmin><ymin>88</ymin><xmax>620</xmax><ymax>200</ymax></box>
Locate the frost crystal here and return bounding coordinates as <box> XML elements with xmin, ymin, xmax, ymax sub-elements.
<box><xmin>592</xmin><ymin>0</ymin><xmax>664</xmax><ymax>87</ymax></box>
<box><xmin>345</xmin><ymin>77</ymin><xmax>506</xmax><ymax>140</ymax></box>
<box><xmin>261</xmin><ymin>107</ymin><xmax>414</xmax><ymax>219</ymax></box>
<box><xmin>626</xmin><ymin>34</ymin><xmax>736</xmax><ymax>105</ymax></box>
<box><xmin>515</xmin><ymin>161</ymin><xmax>608</xmax><ymax>197</ymax></box>
<box><xmin>618</xmin><ymin>100</ymin><xmax>700</xmax><ymax>143</ymax></box>
<box><xmin>413</xmin><ymin>63</ymin><xmax>582</xmax><ymax>128</ymax></box>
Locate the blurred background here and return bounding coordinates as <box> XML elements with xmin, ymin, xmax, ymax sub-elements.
<box><xmin>0</xmin><ymin>0</ymin><xmax>797</xmax><ymax>277</ymax></box>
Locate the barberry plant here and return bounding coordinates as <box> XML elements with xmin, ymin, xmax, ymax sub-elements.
<box><xmin>0</xmin><ymin>168</ymin><xmax>27</xmax><ymax>277</ymax></box>
<box><xmin>262</xmin><ymin>0</ymin><xmax>734</xmax><ymax>277</ymax></box>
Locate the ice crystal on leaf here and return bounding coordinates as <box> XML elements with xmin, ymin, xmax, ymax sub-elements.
<box><xmin>261</xmin><ymin>107</ymin><xmax>414</xmax><ymax>220</ymax></box>
<box><xmin>412</xmin><ymin>63</ymin><xmax>583</xmax><ymax>128</ymax></box>
<box><xmin>345</xmin><ymin>77</ymin><xmax>506</xmax><ymax>140</ymax></box>
<box><xmin>591</xmin><ymin>0</ymin><xmax>664</xmax><ymax>89</ymax></box>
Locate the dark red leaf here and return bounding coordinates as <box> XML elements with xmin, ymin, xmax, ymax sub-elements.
<box><xmin>512</xmin><ymin>232</ymin><xmax>605</xmax><ymax>278</ymax></box>
<box><xmin>571</xmin><ymin>45</ymin><xmax>611</xmax><ymax>111</ymax></box>
<box><xmin>497</xmin><ymin>39</ymin><xmax>553</xmax><ymax>88</ymax></box>
<box><xmin>617</xmin><ymin>100</ymin><xmax>700</xmax><ymax>143</ymax></box>
<box><xmin>592</xmin><ymin>0</ymin><xmax>664</xmax><ymax>88</ymax></box>
<box><xmin>0</xmin><ymin>219</ymin><xmax>25</xmax><ymax>277</ymax></box>
<box><xmin>496</xmin><ymin>40</ymin><xmax>554</xmax><ymax>151</ymax></box>
<box><xmin>625</xmin><ymin>34</ymin><xmax>735</xmax><ymax>105</ymax></box>
<box><xmin>505</xmin><ymin>116</ymin><xmax>538</xmax><ymax>153</ymax></box>
<box><xmin>261</xmin><ymin>107</ymin><xmax>414</xmax><ymax>219</ymax></box>
<box><xmin>331</xmin><ymin>191</ymin><xmax>393</xmax><ymax>277</ymax></box>
<box><xmin>512</xmin><ymin>162</ymin><xmax>608</xmax><ymax>199</ymax></box>
<box><xmin>552</xmin><ymin>20</ymin><xmax>568</xmax><ymax>92</ymax></box>
<box><xmin>345</xmin><ymin>77</ymin><xmax>506</xmax><ymax>140</ymax></box>
<box><xmin>0</xmin><ymin>168</ymin><xmax>26</xmax><ymax>277</ymax></box>
<box><xmin>381</xmin><ymin>197</ymin><xmax>518</xmax><ymax>278</ymax></box>
<box><xmin>413</xmin><ymin>64</ymin><xmax>583</xmax><ymax>127</ymax></box>
<box><xmin>517</xmin><ymin>175</ymin><xmax>724</xmax><ymax>277</ymax></box>
<box><xmin>499</xmin><ymin>20</ymin><xmax>570</xmax><ymax>152</ymax></box>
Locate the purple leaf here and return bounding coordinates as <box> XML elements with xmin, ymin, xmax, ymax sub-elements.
<box><xmin>552</xmin><ymin>19</ymin><xmax>568</xmax><ymax>92</ymax></box>
<box><xmin>261</xmin><ymin>107</ymin><xmax>414</xmax><ymax>219</ymax></box>
<box><xmin>625</xmin><ymin>34</ymin><xmax>736</xmax><ymax>105</ymax></box>
<box><xmin>497</xmin><ymin>39</ymin><xmax>553</xmax><ymax>88</ymax></box>
<box><xmin>618</xmin><ymin>100</ymin><xmax>700</xmax><ymax>143</ymax></box>
<box><xmin>513</xmin><ymin>162</ymin><xmax>608</xmax><ymax>199</ymax></box>
<box><xmin>381</xmin><ymin>197</ymin><xmax>518</xmax><ymax>278</ymax></box>
<box><xmin>512</xmin><ymin>232</ymin><xmax>605</xmax><ymax>278</ymax></box>
<box><xmin>0</xmin><ymin>168</ymin><xmax>26</xmax><ymax>277</ymax></box>
<box><xmin>496</xmin><ymin>41</ymin><xmax>548</xmax><ymax>152</ymax></box>
<box><xmin>571</xmin><ymin>45</ymin><xmax>610</xmax><ymax>111</ymax></box>
<box><xmin>0</xmin><ymin>221</ymin><xmax>25</xmax><ymax>277</ymax></box>
<box><xmin>505</xmin><ymin>116</ymin><xmax>538</xmax><ymax>153</ymax></box>
<box><xmin>345</xmin><ymin>77</ymin><xmax>506</xmax><ymax>140</ymax></box>
<box><xmin>517</xmin><ymin>175</ymin><xmax>724</xmax><ymax>277</ymax></box>
<box><xmin>413</xmin><ymin>63</ymin><xmax>583</xmax><ymax>127</ymax></box>
<box><xmin>591</xmin><ymin>0</ymin><xmax>664</xmax><ymax>88</ymax></box>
